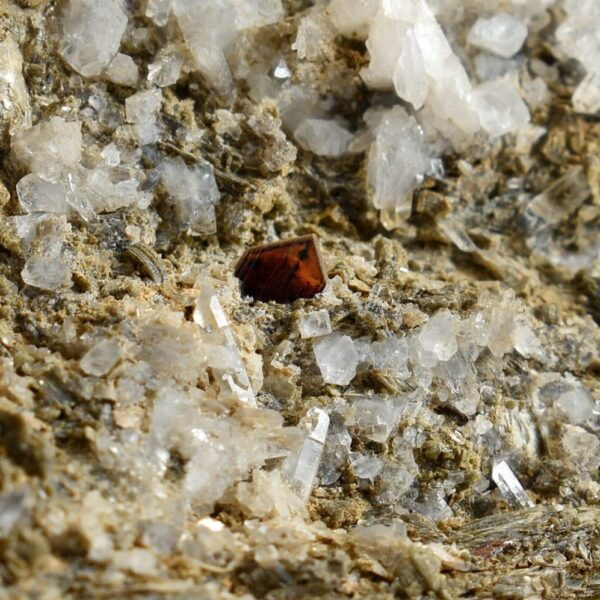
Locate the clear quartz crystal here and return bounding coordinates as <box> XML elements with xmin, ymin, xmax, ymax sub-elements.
<box><xmin>158</xmin><ymin>157</ymin><xmax>220</xmax><ymax>235</ymax></box>
<box><xmin>294</xmin><ymin>118</ymin><xmax>353</xmax><ymax>157</ymax></box>
<box><xmin>298</xmin><ymin>309</ymin><xmax>332</xmax><ymax>339</ymax></box>
<box><xmin>125</xmin><ymin>89</ymin><xmax>163</xmax><ymax>144</ymax></box>
<box><xmin>80</xmin><ymin>339</ymin><xmax>123</xmax><ymax>377</ymax></box>
<box><xmin>59</xmin><ymin>0</ymin><xmax>129</xmax><ymax>78</ymax></box>
<box><xmin>193</xmin><ymin>284</ymin><xmax>256</xmax><ymax>406</ymax></box>
<box><xmin>105</xmin><ymin>53</ymin><xmax>139</xmax><ymax>87</ymax></box>
<box><xmin>313</xmin><ymin>333</ymin><xmax>359</xmax><ymax>385</ymax></box>
<box><xmin>467</xmin><ymin>13</ymin><xmax>528</xmax><ymax>59</ymax></box>
<box><xmin>491</xmin><ymin>460</ymin><xmax>534</xmax><ymax>509</ymax></box>
<box><xmin>474</xmin><ymin>76</ymin><xmax>530</xmax><ymax>137</ymax></box>
<box><xmin>284</xmin><ymin>407</ymin><xmax>330</xmax><ymax>501</ymax></box>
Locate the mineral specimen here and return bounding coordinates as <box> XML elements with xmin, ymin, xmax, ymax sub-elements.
<box><xmin>235</xmin><ymin>235</ymin><xmax>327</xmax><ymax>303</ymax></box>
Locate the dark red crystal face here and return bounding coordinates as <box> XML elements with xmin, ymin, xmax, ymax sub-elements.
<box><xmin>234</xmin><ymin>234</ymin><xmax>327</xmax><ymax>303</ymax></box>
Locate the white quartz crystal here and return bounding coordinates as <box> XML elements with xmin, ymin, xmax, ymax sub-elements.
<box><xmin>148</xmin><ymin>49</ymin><xmax>184</xmax><ymax>87</ymax></box>
<box><xmin>367</xmin><ymin>106</ymin><xmax>430</xmax><ymax>223</ymax></box>
<box><xmin>11</xmin><ymin>117</ymin><xmax>82</xmax><ymax>178</ymax></box>
<box><xmin>572</xmin><ymin>72</ymin><xmax>600</xmax><ymax>114</ymax></box>
<box><xmin>125</xmin><ymin>89</ymin><xmax>163</xmax><ymax>145</ymax></box>
<box><xmin>80</xmin><ymin>339</ymin><xmax>123</xmax><ymax>377</ymax></box>
<box><xmin>0</xmin><ymin>34</ymin><xmax>32</xmax><ymax>140</ymax></box>
<box><xmin>298</xmin><ymin>310</ymin><xmax>332</xmax><ymax>339</ymax></box>
<box><xmin>284</xmin><ymin>407</ymin><xmax>330</xmax><ymax>501</ymax></box>
<box><xmin>293</xmin><ymin>12</ymin><xmax>335</xmax><ymax>61</ymax></box>
<box><xmin>467</xmin><ymin>13</ymin><xmax>528</xmax><ymax>59</ymax></box>
<box><xmin>16</xmin><ymin>174</ymin><xmax>69</xmax><ymax>214</ymax></box>
<box><xmin>22</xmin><ymin>255</ymin><xmax>72</xmax><ymax>290</ymax></box>
<box><xmin>294</xmin><ymin>119</ymin><xmax>353</xmax><ymax>157</ymax></box>
<box><xmin>59</xmin><ymin>0</ymin><xmax>128</xmax><ymax>78</ymax></box>
<box><xmin>158</xmin><ymin>157</ymin><xmax>220</xmax><ymax>235</ymax></box>
<box><xmin>193</xmin><ymin>284</ymin><xmax>255</xmax><ymax>406</ymax></box>
<box><xmin>105</xmin><ymin>53</ymin><xmax>139</xmax><ymax>87</ymax></box>
<box><xmin>473</xmin><ymin>76</ymin><xmax>530</xmax><ymax>137</ymax></box>
<box><xmin>491</xmin><ymin>460</ymin><xmax>534</xmax><ymax>509</ymax></box>
<box><xmin>314</xmin><ymin>333</ymin><xmax>359</xmax><ymax>386</ymax></box>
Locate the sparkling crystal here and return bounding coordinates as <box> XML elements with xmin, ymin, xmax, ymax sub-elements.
<box><xmin>284</xmin><ymin>407</ymin><xmax>330</xmax><ymax>501</ymax></box>
<box><xmin>158</xmin><ymin>157</ymin><xmax>220</xmax><ymax>234</ymax></box>
<box><xmin>148</xmin><ymin>50</ymin><xmax>184</xmax><ymax>87</ymax></box>
<box><xmin>467</xmin><ymin>13</ymin><xmax>528</xmax><ymax>59</ymax></box>
<box><xmin>22</xmin><ymin>255</ymin><xmax>72</xmax><ymax>291</ymax></box>
<box><xmin>16</xmin><ymin>174</ymin><xmax>69</xmax><ymax>214</ymax></box>
<box><xmin>314</xmin><ymin>333</ymin><xmax>359</xmax><ymax>386</ymax></box>
<box><xmin>125</xmin><ymin>89</ymin><xmax>163</xmax><ymax>145</ymax></box>
<box><xmin>59</xmin><ymin>0</ymin><xmax>128</xmax><ymax>78</ymax></box>
<box><xmin>491</xmin><ymin>460</ymin><xmax>534</xmax><ymax>509</ymax></box>
<box><xmin>193</xmin><ymin>284</ymin><xmax>256</xmax><ymax>406</ymax></box>
<box><xmin>367</xmin><ymin>106</ymin><xmax>430</xmax><ymax>222</ymax></box>
<box><xmin>298</xmin><ymin>309</ymin><xmax>332</xmax><ymax>339</ymax></box>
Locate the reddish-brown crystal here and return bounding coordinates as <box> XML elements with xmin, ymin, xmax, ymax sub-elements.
<box><xmin>234</xmin><ymin>234</ymin><xmax>327</xmax><ymax>303</ymax></box>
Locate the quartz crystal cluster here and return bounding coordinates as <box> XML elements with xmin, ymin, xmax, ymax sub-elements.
<box><xmin>0</xmin><ymin>0</ymin><xmax>598</xmax><ymax>596</ymax></box>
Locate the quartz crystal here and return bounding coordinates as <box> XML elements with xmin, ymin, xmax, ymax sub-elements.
<box><xmin>21</xmin><ymin>255</ymin><xmax>72</xmax><ymax>291</ymax></box>
<box><xmin>467</xmin><ymin>14</ymin><xmax>528</xmax><ymax>59</ymax></box>
<box><xmin>298</xmin><ymin>309</ymin><xmax>332</xmax><ymax>339</ymax></box>
<box><xmin>491</xmin><ymin>460</ymin><xmax>534</xmax><ymax>509</ymax></box>
<box><xmin>314</xmin><ymin>333</ymin><xmax>359</xmax><ymax>386</ymax></box>
<box><xmin>367</xmin><ymin>106</ymin><xmax>430</xmax><ymax>223</ymax></box>
<box><xmin>105</xmin><ymin>53</ymin><xmax>139</xmax><ymax>87</ymax></box>
<box><xmin>158</xmin><ymin>157</ymin><xmax>220</xmax><ymax>235</ymax></box>
<box><xmin>0</xmin><ymin>34</ymin><xmax>31</xmax><ymax>142</ymax></box>
<box><xmin>148</xmin><ymin>50</ymin><xmax>184</xmax><ymax>87</ymax></box>
<box><xmin>125</xmin><ymin>89</ymin><xmax>163</xmax><ymax>145</ymax></box>
<box><xmin>284</xmin><ymin>407</ymin><xmax>329</xmax><ymax>501</ymax></box>
<box><xmin>16</xmin><ymin>174</ymin><xmax>69</xmax><ymax>214</ymax></box>
<box><xmin>11</xmin><ymin>117</ymin><xmax>82</xmax><ymax>178</ymax></box>
<box><xmin>59</xmin><ymin>0</ymin><xmax>128</xmax><ymax>77</ymax></box>
<box><xmin>473</xmin><ymin>76</ymin><xmax>530</xmax><ymax>137</ymax></box>
<box><xmin>193</xmin><ymin>284</ymin><xmax>256</xmax><ymax>406</ymax></box>
<box><xmin>80</xmin><ymin>339</ymin><xmax>123</xmax><ymax>377</ymax></box>
<box><xmin>294</xmin><ymin>119</ymin><xmax>353</xmax><ymax>157</ymax></box>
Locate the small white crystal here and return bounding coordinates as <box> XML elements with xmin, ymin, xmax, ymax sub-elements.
<box><xmin>125</xmin><ymin>89</ymin><xmax>163</xmax><ymax>144</ymax></box>
<box><xmin>294</xmin><ymin>119</ymin><xmax>353</xmax><ymax>157</ymax></box>
<box><xmin>572</xmin><ymin>72</ymin><xmax>600</xmax><ymax>115</ymax></box>
<box><xmin>491</xmin><ymin>460</ymin><xmax>534</xmax><ymax>509</ymax></box>
<box><xmin>314</xmin><ymin>333</ymin><xmax>359</xmax><ymax>386</ymax></box>
<box><xmin>370</xmin><ymin>337</ymin><xmax>409</xmax><ymax>377</ymax></box>
<box><xmin>80</xmin><ymin>339</ymin><xmax>123</xmax><ymax>377</ymax></box>
<box><xmin>473</xmin><ymin>77</ymin><xmax>530</xmax><ymax>137</ymax></box>
<box><xmin>367</xmin><ymin>106</ymin><xmax>430</xmax><ymax>223</ymax></box>
<box><xmin>298</xmin><ymin>310</ymin><xmax>332</xmax><ymax>339</ymax></box>
<box><xmin>467</xmin><ymin>13</ymin><xmax>528</xmax><ymax>59</ymax></box>
<box><xmin>417</xmin><ymin>309</ymin><xmax>458</xmax><ymax>364</ymax></box>
<box><xmin>293</xmin><ymin>13</ymin><xmax>335</xmax><ymax>61</ymax></box>
<box><xmin>193</xmin><ymin>284</ymin><xmax>255</xmax><ymax>406</ymax></box>
<box><xmin>511</xmin><ymin>324</ymin><xmax>542</xmax><ymax>358</ymax></box>
<box><xmin>59</xmin><ymin>0</ymin><xmax>129</xmax><ymax>78</ymax></box>
<box><xmin>113</xmin><ymin>549</ymin><xmax>157</xmax><ymax>576</ymax></box>
<box><xmin>0</xmin><ymin>34</ymin><xmax>32</xmax><ymax>140</ymax></box>
<box><xmin>438</xmin><ymin>217</ymin><xmax>478</xmax><ymax>252</ymax></box>
<box><xmin>16</xmin><ymin>174</ymin><xmax>69</xmax><ymax>214</ymax></box>
<box><xmin>158</xmin><ymin>157</ymin><xmax>220</xmax><ymax>234</ymax></box>
<box><xmin>148</xmin><ymin>51</ymin><xmax>184</xmax><ymax>87</ymax></box>
<box><xmin>392</xmin><ymin>27</ymin><xmax>427</xmax><ymax>110</ymax></box>
<box><xmin>284</xmin><ymin>407</ymin><xmax>329</xmax><ymax>501</ymax></box>
<box><xmin>105</xmin><ymin>53</ymin><xmax>139</xmax><ymax>87</ymax></box>
<box><xmin>21</xmin><ymin>256</ymin><xmax>72</xmax><ymax>291</ymax></box>
<box><xmin>350</xmin><ymin>452</ymin><xmax>384</xmax><ymax>483</ymax></box>
<box><xmin>11</xmin><ymin>117</ymin><xmax>82</xmax><ymax>178</ymax></box>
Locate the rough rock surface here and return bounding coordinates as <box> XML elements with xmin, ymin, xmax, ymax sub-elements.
<box><xmin>0</xmin><ymin>1</ymin><xmax>599</xmax><ymax>599</ymax></box>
